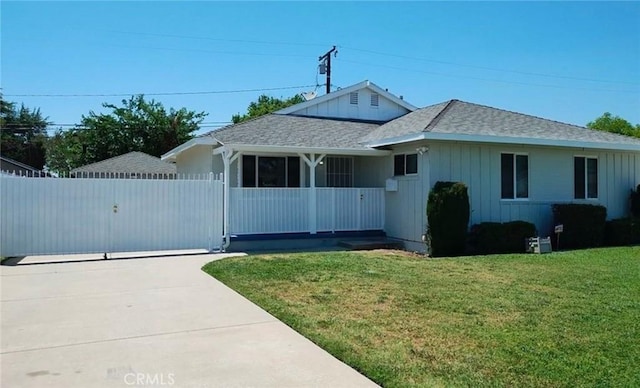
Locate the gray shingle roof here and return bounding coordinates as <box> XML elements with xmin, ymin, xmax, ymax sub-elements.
<box><xmin>203</xmin><ymin>114</ymin><xmax>381</xmax><ymax>149</ymax></box>
<box><xmin>365</xmin><ymin>100</ymin><xmax>640</xmax><ymax>147</ymax></box>
<box><xmin>71</xmin><ymin>151</ymin><xmax>177</xmax><ymax>174</ymax></box>
<box><xmin>361</xmin><ymin>101</ymin><xmax>450</xmax><ymax>143</ymax></box>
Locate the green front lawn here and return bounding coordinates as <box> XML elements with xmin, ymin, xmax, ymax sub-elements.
<box><xmin>203</xmin><ymin>248</ymin><xmax>640</xmax><ymax>387</ymax></box>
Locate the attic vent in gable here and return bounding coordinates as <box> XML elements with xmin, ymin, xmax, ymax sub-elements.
<box><xmin>370</xmin><ymin>93</ymin><xmax>379</xmax><ymax>107</ymax></box>
<box><xmin>349</xmin><ymin>92</ymin><xmax>358</xmax><ymax>105</ymax></box>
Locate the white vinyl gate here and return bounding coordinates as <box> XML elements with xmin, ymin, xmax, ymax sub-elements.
<box><xmin>0</xmin><ymin>173</ymin><xmax>223</xmax><ymax>257</ymax></box>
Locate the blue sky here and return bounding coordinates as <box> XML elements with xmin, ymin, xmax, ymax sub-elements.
<box><xmin>2</xmin><ymin>1</ymin><xmax>639</xmax><ymax>136</ymax></box>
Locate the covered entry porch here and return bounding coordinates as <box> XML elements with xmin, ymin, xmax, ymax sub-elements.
<box><xmin>215</xmin><ymin>145</ymin><xmax>390</xmax><ymax>242</ymax></box>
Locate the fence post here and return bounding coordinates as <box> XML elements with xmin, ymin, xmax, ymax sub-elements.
<box><xmin>332</xmin><ymin>188</ymin><xmax>336</xmax><ymax>233</ymax></box>
<box><xmin>208</xmin><ymin>172</ymin><xmax>214</xmax><ymax>252</ymax></box>
<box><xmin>357</xmin><ymin>188</ymin><xmax>362</xmax><ymax>231</ymax></box>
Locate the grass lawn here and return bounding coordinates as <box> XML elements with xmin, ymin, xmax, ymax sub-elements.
<box><xmin>203</xmin><ymin>247</ymin><xmax>640</xmax><ymax>387</ymax></box>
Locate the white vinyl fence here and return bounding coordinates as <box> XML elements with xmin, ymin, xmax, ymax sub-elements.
<box><xmin>0</xmin><ymin>173</ymin><xmax>223</xmax><ymax>257</ymax></box>
<box><xmin>229</xmin><ymin>187</ymin><xmax>385</xmax><ymax>235</ymax></box>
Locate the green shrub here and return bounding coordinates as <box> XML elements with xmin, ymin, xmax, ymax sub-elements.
<box><xmin>552</xmin><ymin>204</ymin><xmax>607</xmax><ymax>249</ymax></box>
<box><xmin>504</xmin><ymin>221</ymin><xmax>538</xmax><ymax>252</ymax></box>
<box><xmin>631</xmin><ymin>184</ymin><xmax>640</xmax><ymax>218</ymax></box>
<box><xmin>426</xmin><ymin>182</ymin><xmax>470</xmax><ymax>257</ymax></box>
<box><xmin>468</xmin><ymin>222</ymin><xmax>503</xmax><ymax>255</ymax></box>
<box><xmin>634</xmin><ymin>220</ymin><xmax>640</xmax><ymax>244</ymax></box>
<box><xmin>468</xmin><ymin>221</ymin><xmax>537</xmax><ymax>255</ymax></box>
<box><xmin>604</xmin><ymin>218</ymin><xmax>640</xmax><ymax>246</ymax></box>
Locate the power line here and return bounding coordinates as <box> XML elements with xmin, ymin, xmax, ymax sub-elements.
<box><xmin>110</xmin><ymin>31</ymin><xmax>636</xmax><ymax>86</ymax></box>
<box><xmin>5</xmin><ymin>85</ymin><xmax>318</xmax><ymax>98</ymax></box>
<box><xmin>103</xmin><ymin>43</ymin><xmax>311</xmax><ymax>59</ymax></box>
<box><xmin>335</xmin><ymin>58</ymin><xmax>639</xmax><ymax>94</ymax></box>
<box><xmin>109</xmin><ymin>30</ymin><xmax>330</xmax><ymax>48</ymax></box>
<box><xmin>36</xmin><ymin>121</ymin><xmax>231</xmax><ymax>128</ymax></box>
<box><xmin>339</xmin><ymin>46</ymin><xmax>640</xmax><ymax>86</ymax></box>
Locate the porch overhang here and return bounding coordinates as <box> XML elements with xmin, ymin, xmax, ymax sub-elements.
<box><xmin>212</xmin><ymin>143</ymin><xmax>391</xmax><ymax>156</ymax></box>
<box><xmin>366</xmin><ymin>132</ymin><xmax>640</xmax><ymax>152</ymax></box>
<box><xmin>161</xmin><ymin>136</ymin><xmax>216</xmax><ymax>162</ymax></box>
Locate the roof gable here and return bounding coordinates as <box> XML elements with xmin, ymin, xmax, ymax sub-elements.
<box><xmin>361</xmin><ymin>101</ymin><xmax>451</xmax><ymax>143</ymax></box>
<box><xmin>276</xmin><ymin>80</ymin><xmax>417</xmax><ymax>121</ymax></box>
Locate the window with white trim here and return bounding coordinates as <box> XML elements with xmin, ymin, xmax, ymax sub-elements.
<box><xmin>574</xmin><ymin>156</ymin><xmax>598</xmax><ymax>199</ymax></box>
<box><xmin>393</xmin><ymin>153</ymin><xmax>418</xmax><ymax>176</ymax></box>
<box><xmin>325</xmin><ymin>157</ymin><xmax>353</xmax><ymax>187</ymax></box>
<box><xmin>242</xmin><ymin>155</ymin><xmax>300</xmax><ymax>187</ymax></box>
<box><xmin>501</xmin><ymin>153</ymin><xmax>528</xmax><ymax>199</ymax></box>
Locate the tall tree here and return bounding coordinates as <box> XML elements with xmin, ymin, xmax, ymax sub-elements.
<box><xmin>0</xmin><ymin>99</ymin><xmax>50</xmax><ymax>169</ymax></box>
<box><xmin>232</xmin><ymin>94</ymin><xmax>304</xmax><ymax>124</ymax></box>
<box><xmin>46</xmin><ymin>95</ymin><xmax>206</xmax><ymax>174</ymax></box>
<box><xmin>587</xmin><ymin>112</ymin><xmax>640</xmax><ymax>138</ymax></box>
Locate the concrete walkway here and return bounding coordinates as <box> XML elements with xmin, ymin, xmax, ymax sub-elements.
<box><xmin>1</xmin><ymin>253</ymin><xmax>377</xmax><ymax>388</ymax></box>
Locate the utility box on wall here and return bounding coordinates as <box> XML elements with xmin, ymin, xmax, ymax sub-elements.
<box><xmin>385</xmin><ymin>178</ymin><xmax>398</xmax><ymax>192</ymax></box>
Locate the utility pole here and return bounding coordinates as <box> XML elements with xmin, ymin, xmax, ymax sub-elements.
<box><xmin>318</xmin><ymin>46</ymin><xmax>337</xmax><ymax>94</ymax></box>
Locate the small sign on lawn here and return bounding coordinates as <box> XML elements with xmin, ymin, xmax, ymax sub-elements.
<box><xmin>554</xmin><ymin>224</ymin><xmax>564</xmax><ymax>250</ymax></box>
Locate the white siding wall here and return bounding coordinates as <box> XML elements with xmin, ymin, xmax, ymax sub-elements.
<box><xmin>383</xmin><ymin>144</ymin><xmax>431</xmax><ymax>243</ymax></box>
<box><xmin>383</xmin><ymin>141</ymin><xmax>640</xmax><ymax>245</ymax></box>
<box><xmin>428</xmin><ymin>141</ymin><xmax>640</xmax><ymax>237</ymax></box>
<box><xmin>354</xmin><ymin>156</ymin><xmax>389</xmax><ymax>187</ymax></box>
<box><xmin>288</xmin><ymin>89</ymin><xmax>410</xmax><ymax>121</ymax></box>
<box><xmin>176</xmin><ymin>145</ymin><xmax>213</xmax><ymax>175</ymax></box>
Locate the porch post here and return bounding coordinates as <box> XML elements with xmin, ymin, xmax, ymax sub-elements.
<box><xmin>299</xmin><ymin>153</ymin><xmax>326</xmax><ymax>234</ymax></box>
<box><xmin>220</xmin><ymin>147</ymin><xmax>239</xmax><ymax>251</ymax></box>
<box><xmin>309</xmin><ymin>154</ymin><xmax>317</xmax><ymax>234</ymax></box>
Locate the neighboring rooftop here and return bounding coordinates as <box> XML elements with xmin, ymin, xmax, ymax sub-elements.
<box><xmin>203</xmin><ymin>114</ymin><xmax>381</xmax><ymax>149</ymax></box>
<box><xmin>364</xmin><ymin>99</ymin><xmax>640</xmax><ymax>150</ymax></box>
<box><xmin>71</xmin><ymin>151</ymin><xmax>177</xmax><ymax>175</ymax></box>
<box><xmin>0</xmin><ymin>155</ymin><xmax>40</xmax><ymax>174</ymax></box>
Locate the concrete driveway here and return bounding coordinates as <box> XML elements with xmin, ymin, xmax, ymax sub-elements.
<box><xmin>1</xmin><ymin>253</ymin><xmax>377</xmax><ymax>388</ymax></box>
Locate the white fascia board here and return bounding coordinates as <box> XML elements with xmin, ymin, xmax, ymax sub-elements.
<box><xmin>367</xmin><ymin>132</ymin><xmax>640</xmax><ymax>152</ymax></box>
<box><xmin>213</xmin><ymin>144</ymin><xmax>390</xmax><ymax>156</ymax></box>
<box><xmin>160</xmin><ymin>136</ymin><xmax>216</xmax><ymax>161</ymax></box>
<box><xmin>365</xmin><ymin>133</ymin><xmax>427</xmax><ymax>148</ymax></box>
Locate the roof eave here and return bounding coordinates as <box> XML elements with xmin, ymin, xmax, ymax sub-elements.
<box><xmin>364</xmin><ymin>133</ymin><xmax>427</xmax><ymax>148</ymax></box>
<box><xmin>367</xmin><ymin>132</ymin><xmax>640</xmax><ymax>152</ymax></box>
<box><xmin>213</xmin><ymin>144</ymin><xmax>391</xmax><ymax>156</ymax></box>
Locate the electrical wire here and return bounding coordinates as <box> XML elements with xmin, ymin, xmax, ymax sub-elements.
<box><xmin>109</xmin><ymin>30</ymin><xmax>330</xmax><ymax>48</ymax></box>
<box><xmin>108</xmin><ymin>31</ymin><xmax>638</xmax><ymax>86</ymax></box>
<box><xmin>335</xmin><ymin>58</ymin><xmax>639</xmax><ymax>94</ymax></box>
<box><xmin>103</xmin><ymin>43</ymin><xmax>312</xmax><ymax>59</ymax></box>
<box><xmin>5</xmin><ymin>85</ymin><xmax>318</xmax><ymax>98</ymax></box>
<box><xmin>338</xmin><ymin>45</ymin><xmax>640</xmax><ymax>86</ymax></box>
